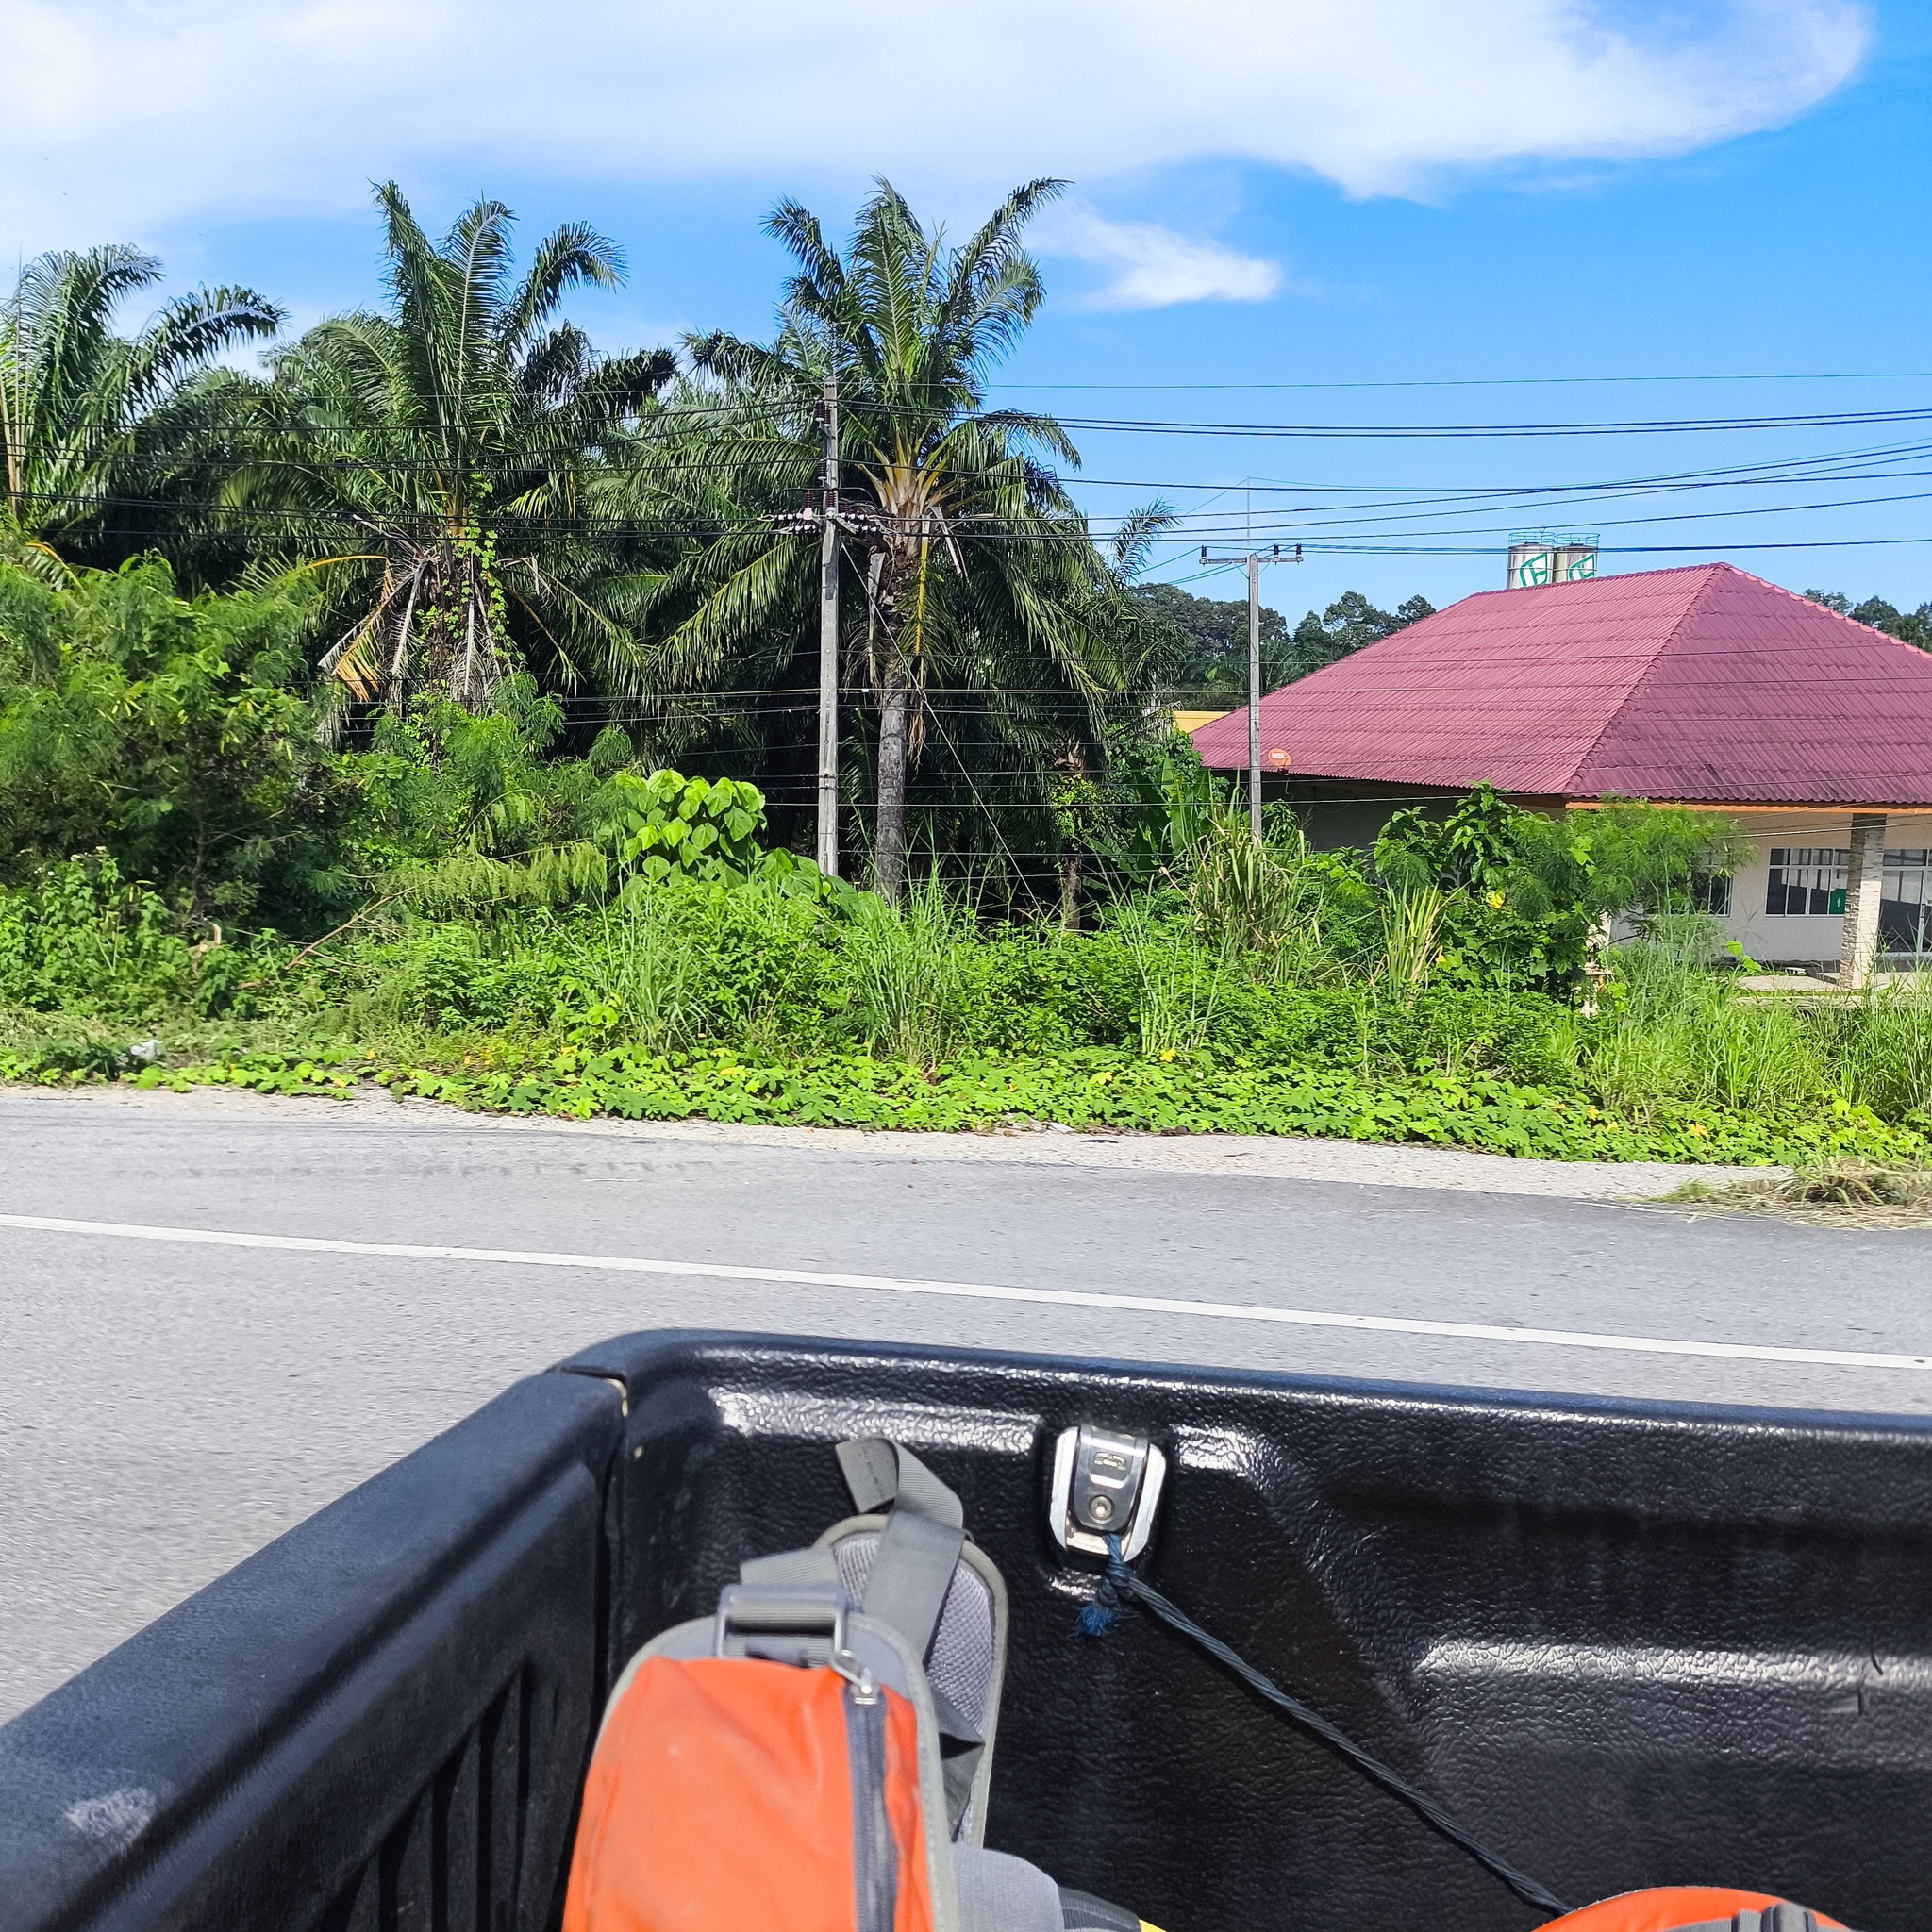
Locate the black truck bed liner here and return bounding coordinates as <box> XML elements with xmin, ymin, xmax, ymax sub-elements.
<box><xmin>4</xmin><ymin>1332</ymin><xmax>1929</xmax><ymax>1932</ymax></box>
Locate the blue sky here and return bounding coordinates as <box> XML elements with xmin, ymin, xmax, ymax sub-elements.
<box><xmin>8</xmin><ymin>0</ymin><xmax>1926</xmax><ymax>620</ymax></box>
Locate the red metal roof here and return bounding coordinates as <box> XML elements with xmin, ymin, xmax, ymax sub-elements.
<box><xmin>1190</xmin><ymin>563</ymin><xmax>1932</xmax><ymax>807</ymax></box>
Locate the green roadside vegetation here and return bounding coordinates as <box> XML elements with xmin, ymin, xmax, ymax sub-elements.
<box><xmin>7</xmin><ymin>827</ymin><xmax>1929</xmax><ymax>1165</ymax></box>
<box><xmin>4</xmin><ymin>552</ymin><xmax>1930</xmax><ymax>1164</ymax></box>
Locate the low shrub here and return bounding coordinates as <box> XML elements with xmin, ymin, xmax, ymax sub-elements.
<box><xmin>9</xmin><ymin>796</ymin><xmax>1932</xmax><ymax>1170</ymax></box>
<box><xmin>0</xmin><ymin>1037</ymin><xmax>1904</xmax><ymax>1168</ymax></box>
<box><xmin>0</xmin><ymin>853</ymin><xmax>283</xmax><ymax>1020</ymax></box>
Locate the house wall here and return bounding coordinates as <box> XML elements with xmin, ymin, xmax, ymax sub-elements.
<box><xmin>1283</xmin><ymin>782</ymin><xmax>1932</xmax><ymax>969</ymax></box>
<box><xmin>1717</xmin><ymin>810</ymin><xmax>1932</xmax><ymax>968</ymax></box>
<box><xmin>1274</xmin><ymin>777</ymin><xmax>1498</xmax><ymax>853</ymax></box>
<box><xmin>1721</xmin><ymin>812</ymin><xmax>1856</xmax><ymax>967</ymax></box>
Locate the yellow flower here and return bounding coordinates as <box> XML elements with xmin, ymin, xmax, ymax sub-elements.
<box><xmin>1687</xmin><ymin>1123</ymin><xmax>1707</xmax><ymax>1138</ymax></box>
<box><xmin>1158</xmin><ymin>1049</ymin><xmax>1176</xmax><ymax>1062</ymax></box>
<box><xmin>1486</xmin><ymin>891</ymin><xmax>1506</xmax><ymax>910</ymax></box>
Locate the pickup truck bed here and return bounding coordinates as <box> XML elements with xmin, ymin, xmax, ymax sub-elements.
<box><xmin>3</xmin><ymin>1332</ymin><xmax>1928</xmax><ymax>1932</ymax></box>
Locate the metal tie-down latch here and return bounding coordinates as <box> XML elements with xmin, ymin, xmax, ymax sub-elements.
<box><xmin>1049</xmin><ymin>1424</ymin><xmax>1166</xmax><ymax>1559</ymax></box>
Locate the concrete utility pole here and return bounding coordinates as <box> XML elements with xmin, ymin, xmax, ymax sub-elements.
<box><xmin>1838</xmin><ymin>812</ymin><xmax>1888</xmax><ymax>989</ymax></box>
<box><xmin>816</xmin><ymin>370</ymin><xmax>840</xmax><ymax>877</ymax></box>
<box><xmin>1199</xmin><ymin>542</ymin><xmax>1301</xmax><ymax>840</ymax></box>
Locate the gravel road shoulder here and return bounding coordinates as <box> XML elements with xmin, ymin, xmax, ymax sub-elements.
<box><xmin>0</xmin><ymin>1079</ymin><xmax>1746</xmax><ymax>1201</ymax></box>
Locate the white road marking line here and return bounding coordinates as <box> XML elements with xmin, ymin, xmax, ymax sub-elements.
<box><xmin>3</xmin><ymin>1212</ymin><xmax>1926</xmax><ymax>1372</ymax></box>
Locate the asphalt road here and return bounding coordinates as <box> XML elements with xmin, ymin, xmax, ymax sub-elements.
<box><xmin>5</xmin><ymin>1087</ymin><xmax>1931</xmax><ymax>1724</ymax></box>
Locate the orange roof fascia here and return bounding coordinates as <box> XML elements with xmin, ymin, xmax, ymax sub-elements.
<box><xmin>1562</xmin><ymin>799</ymin><xmax>1932</xmax><ymax>816</ymax></box>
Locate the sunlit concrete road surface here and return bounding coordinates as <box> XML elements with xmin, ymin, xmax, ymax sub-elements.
<box><xmin>4</xmin><ymin>1084</ymin><xmax>1930</xmax><ymax>1723</ymax></box>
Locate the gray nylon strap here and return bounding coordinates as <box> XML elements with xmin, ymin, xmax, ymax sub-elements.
<box><xmin>741</xmin><ymin>1547</ymin><xmax>840</xmax><ymax>1588</ymax></box>
<box><xmin>941</xmin><ymin>1736</ymin><xmax>983</xmax><ymax>1830</ymax></box>
<box><xmin>927</xmin><ymin>1684</ymin><xmax>981</xmax><ymax>1746</ymax></box>
<box><xmin>836</xmin><ymin>1438</ymin><xmax>967</xmax><ymax>1664</ymax></box>
<box><xmin>837</xmin><ymin>1439</ymin><xmax>901</xmax><ymax>1515</ymax></box>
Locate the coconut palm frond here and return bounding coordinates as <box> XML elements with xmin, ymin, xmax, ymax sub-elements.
<box><xmin>231</xmin><ymin>183</ymin><xmax>677</xmax><ymax>712</ymax></box>
<box><xmin>1</xmin><ymin>244</ymin><xmax>280</xmax><ymax>568</ymax></box>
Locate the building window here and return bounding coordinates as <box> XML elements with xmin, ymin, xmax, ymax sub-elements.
<box><xmin>1766</xmin><ymin>847</ymin><xmax>1848</xmax><ymax>916</ymax></box>
<box><xmin>1881</xmin><ymin>849</ymin><xmax>1932</xmax><ymax>958</ymax></box>
<box><xmin>1691</xmin><ymin>874</ymin><xmax>1732</xmax><ymax>916</ymax></box>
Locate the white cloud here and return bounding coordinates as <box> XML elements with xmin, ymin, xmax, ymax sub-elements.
<box><xmin>0</xmin><ymin>1</ymin><xmax>1872</xmax><ymax>251</ymax></box>
<box><xmin>1042</xmin><ymin>211</ymin><xmax>1281</xmax><ymax>309</ymax></box>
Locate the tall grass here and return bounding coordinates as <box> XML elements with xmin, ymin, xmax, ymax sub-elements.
<box><xmin>1191</xmin><ymin>812</ymin><xmax>1305</xmax><ymax>950</ymax></box>
<box><xmin>1378</xmin><ymin>883</ymin><xmax>1451</xmax><ymax>994</ymax></box>
<box><xmin>18</xmin><ymin>835</ymin><xmax>1931</xmax><ymax>1144</ymax></box>
<box><xmin>841</xmin><ymin>874</ymin><xmax>974</xmax><ymax>1068</ymax></box>
<box><xmin>1591</xmin><ymin>931</ymin><xmax>1932</xmax><ymax>1127</ymax></box>
<box><xmin>571</xmin><ymin>895</ymin><xmax>702</xmax><ymax>1054</ymax></box>
<box><xmin>1807</xmin><ymin>972</ymin><xmax>1932</xmax><ymax>1121</ymax></box>
<box><xmin>1186</xmin><ymin>808</ymin><xmax>1345</xmax><ymax>988</ymax></box>
<box><xmin>1114</xmin><ymin>903</ymin><xmax>1227</xmax><ymax>1058</ymax></box>
<box><xmin>1587</xmin><ymin>920</ymin><xmax>1828</xmax><ymax>1118</ymax></box>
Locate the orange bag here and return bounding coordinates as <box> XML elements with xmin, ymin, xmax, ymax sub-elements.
<box><xmin>1543</xmin><ymin>1888</ymin><xmax>1845</xmax><ymax>1931</ymax></box>
<box><xmin>562</xmin><ymin>1655</ymin><xmax>934</xmax><ymax>1932</ymax></box>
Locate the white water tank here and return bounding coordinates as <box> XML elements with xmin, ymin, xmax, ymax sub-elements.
<box><xmin>1507</xmin><ymin>530</ymin><xmax>1597</xmax><ymax>589</ymax></box>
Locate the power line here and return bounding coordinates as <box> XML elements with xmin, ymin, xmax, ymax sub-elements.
<box><xmin>1046</xmin><ymin>407</ymin><xmax>1932</xmax><ymax>441</ymax></box>
<box><xmin>33</xmin><ymin>489</ymin><xmax>1932</xmax><ymax>556</ymax></box>
<box><xmin>41</xmin><ymin>427</ymin><xmax>1932</xmax><ymax>506</ymax></box>
<box><xmin>989</xmin><ymin>373</ymin><xmax>1932</xmax><ymax>392</ymax></box>
<box><xmin>1153</xmin><ymin>488</ymin><xmax>1932</xmax><ymax>544</ymax></box>
<box><xmin>55</xmin><ymin>394</ymin><xmax>1932</xmax><ymax>438</ymax></box>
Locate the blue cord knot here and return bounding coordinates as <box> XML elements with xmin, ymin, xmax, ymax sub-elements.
<box><xmin>1075</xmin><ymin>1597</ymin><xmax>1116</xmax><ymax>1638</ymax></box>
<box><xmin>1074</xmin><ymin>1534</ymin><xmax>1130</xmax><ymax>1638</ymax></box>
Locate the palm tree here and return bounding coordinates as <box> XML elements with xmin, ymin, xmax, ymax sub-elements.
<box><xmin>0</xmin><ymin>246</ymin><xmax>281</xmax><ymax>576</ymax></box>
<box><xmin>231</xmin><ymin>183</ymin><xmax>675</xmax><ymax>714</ymax></box>
<box><xmin>618</xmin><ymin>179</ymin><xmax>1144</xmax><ymax>902</ymax></box>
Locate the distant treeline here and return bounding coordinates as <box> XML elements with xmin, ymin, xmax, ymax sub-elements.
<box><xmin>1805</xmin><ymin>591</ymin><xmax>1932</xmax><ymax>649</ymax></box>
<box><xmin>1132</xmin><ymin>582</ymin><xmax>1436</xmax><ymax>697</ymax></box>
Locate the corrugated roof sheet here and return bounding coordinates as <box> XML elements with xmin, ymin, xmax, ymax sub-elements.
<box><xmin>1190</xmin><ymin>563</ymin><xmax>1932</xmax><ymax>806</ymax></box>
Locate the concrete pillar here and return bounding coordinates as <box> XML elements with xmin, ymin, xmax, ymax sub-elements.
<box><xmin>1838</xmin><ymin>812</ymin><xmax>1888</xmax><ymax>989</ymax></box>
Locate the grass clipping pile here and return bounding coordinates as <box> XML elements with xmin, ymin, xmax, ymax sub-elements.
<box><xmin>1670</xmin><ymin>1164</ymin><xmax>1932</xmax><ymax>1229</ymax></box>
